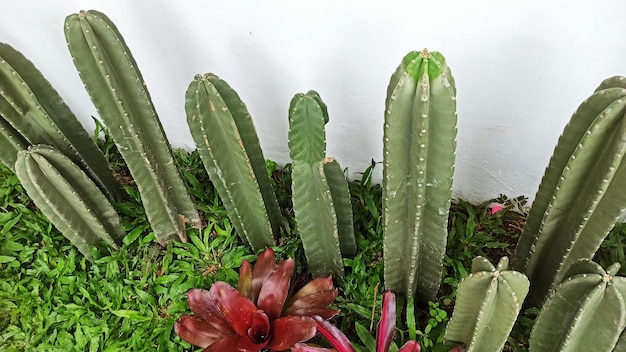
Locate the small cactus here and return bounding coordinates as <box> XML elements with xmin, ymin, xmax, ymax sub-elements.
<box><xmin>514</xmin><ymin>76</ymin><xmax>626</xmax><ymax>306</ymax></box>
<box><xmin>64</xmin><ymin>10</ymin><xmax>201</xmax><ymax>244</ymax></box>
<box><xmin>185</xmin><ymin>73</ymin><xmax>281</xmax><ymax>251</ymax></box>
<box><xmin>288</xmin><ymin>91</ymin><xmax>355</xmax><ymax>277</ymax></box>
<box><xmin>444</xmin><ymin>257</ymin><xmax>529</xmax><ymax>352</ymax></box>
<box><xmin>14</xmin><ymin>145</ymin><xmax>124</xmax><ymax>261</ymax></box>
<box><xmin>383</xmin><ymin>49</ymin><xmax>457</xmax><ymax>301</ymax></box>
<box><xmin>529</xmin><ymin>259</ymin><xmax>626</xmax><ymax>351</ymax></box>
<box><xmin>0</xmin><ymin>42</ymin><xmax>118</xmax><ymax>195</ymax></box>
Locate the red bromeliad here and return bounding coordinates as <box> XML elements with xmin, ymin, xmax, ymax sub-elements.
<box><xmin>292</xmin><ymin>291</ymin><xmax>420</xmax><ymax>352</ymax></box>
<box><xmin>175</xmin><ymin>248</ymin><xmax>338</xmax><ymax>352</ymax></box>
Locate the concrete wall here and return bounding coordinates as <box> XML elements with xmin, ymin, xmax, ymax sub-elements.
<box><xmin>2</xmin><ymin>0</ymin><xmax>625</xmax><ymax>203</ymax></box>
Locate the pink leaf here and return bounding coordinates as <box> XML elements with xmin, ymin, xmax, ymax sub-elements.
<box><xmin>247</xmin><ymin>310</ymin><xmax>271</xmax><ymax>344</ymax></box>
<box><xmin>251</xmin><ymin>248</ymin><xmax>276</xmax><ymax>302</ymax></box>
<box><xmin>291</xmin><ymin>343</ymin><xmax>332</xmax><ymax>352</ymax></box>
<box><xmin>238</xmin><ymin>260</ymin><xmax>253</xmax><ymax>298</ymax></box>
<box><xmin>376</xmin><ymin>291</ymin><xmax>396</xmax><ymax>352</ymax></box>
<box><xmin>398</xmin><ymin>340</ymin><xmax>421</xmax><ymax>352</ymax></box>
<box><xmin>174</xmin><ymin>315</ymin><xmax>226</xmax><ymax>348</ymax></box>
<box><xmin>313</xmin><ymin>315</ymin><xmax>356</xmax><ymax>352</ymax></box>
<box><xmin>187</xmin><ymin>288</ymin><xmax>235</xmax><ymax>335</ymax></box>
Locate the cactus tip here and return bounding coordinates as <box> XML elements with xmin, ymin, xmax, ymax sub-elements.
<box><xmin>420</xmin><ymin>48</ymin><xmax>430</xmax><ymax>59</ymax></box>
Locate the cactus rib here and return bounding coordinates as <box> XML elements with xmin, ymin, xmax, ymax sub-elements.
<box><xmin>14</xmin><ymin>145</ymin><xmax>124</xmax><ymax>260</ymax></box>
<box><xmin>383</xmin><ymin>49</ymin><xmax>457</xmax><ymax>301</ymax></box>
<box><xmin>64</xmin><ymin>10</ymin><xmax>200</xmax><ymax>243</ymax></box>
<box><xmin>514</xmin><ymin>78</ymin><xmax>626</xmax><ymax>306</ymax></box>
<box><xmin>185</xmin><ymin>73</ymin><xmax>277</xmax><ymax>250</ymax></box>
<box><xmin>323</xmin><ymin>157</ymin><xmax>356</xmax><ymax>257</ymax></box>
<box><xmin>0</xmin><ymin>42</ymin><xmax>118</xmax><ymax>195</ymax></box>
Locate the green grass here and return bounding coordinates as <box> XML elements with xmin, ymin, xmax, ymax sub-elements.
<box><xmin>1</xmin><ymin>137</ymin><xmax>626</xmax><ymax>351</ymax></box>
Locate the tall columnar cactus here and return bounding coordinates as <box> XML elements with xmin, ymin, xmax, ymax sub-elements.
<box><xmin>0</xmin><ymin>42</ymin><xmax>118</xmax><ymax>195</ymax></box>
<box><xmin>513</xmin><ymin>76</ymin><xmax>626</xmax><ymax>306</ymax></box>
<box><xmin>323</xmin><ymin>157</ymin><xmax>356</xmax><ymax>257</ymax></box>
<box><xmin>64</xmin><ymin>10</ymin><xmax>201</xmax><ymax>244</ymax></box>
<box><xmin>382</xmin><ymin>49</ymin><xmax>457</xmax><ymax>301</ymax></box>
<box><xmin>529</xmin><ymin>259</ymin><xmax>626</xmax><ymax>351</ymax></box>
<box><xmin>444</xmin><ymin>257</ymin><xmax>529</xmax><ymax>352</ymax></box>
<box><xmin>185</xmin><ymin>73</ymin><xmax>281</xmax><ymax>251</ymax></box>
<box><xmin>288</xmin><ymin>91</ymin><xmax>355</xmax><ymax>277</ymax></box>
<box><xmin>15</xmin><ymin>145</ymin><xmax>124</xmax><ymax>261</ymax></box>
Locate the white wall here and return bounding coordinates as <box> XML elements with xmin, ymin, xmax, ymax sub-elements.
<box><xmin>1</xmin><ymin>1</ymin><xmax>625</xmax><ymax>203</ymax></box>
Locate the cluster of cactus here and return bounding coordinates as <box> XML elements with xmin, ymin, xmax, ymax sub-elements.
<box><xmin>185</xmin><ymin>73</ymin><xmax>282</xmax><ymax>251</ymax></box>
<box><xmin>64</xmin><ymin>10</ymin><xmax>201</xmax><ymax>244</ymax></box>
<box><xmin>529</xmin><ymin>259</ymin><xmax>626</xmax><ymax>351</ymax></box>
<box><xmin>513</xmin><ymin>75</ymin><xmax>626</xmax><ymax>306</ymax></box>
<box><xmin>444</xmin><ymin>257</ymin><xmax>529</xmax><ymax>352</ymax></box>
<box><xmin>382</xmin><ymin>48</ymin><xmax>457</xmax><ymax>302</ymax></box>
<box><xmin>288</xmin><ymin>91</ymin><xmax>356</xmax><ymax>278</ymax></box>
<box><xmin>15</xmin><ymin>145</ymin><xmax>124</xmax><ymax>260</ymax></box>
<box><xmin>0</xmin><ymin>42</ymin><xmax>118</xmax><ymax>197</ymax></box>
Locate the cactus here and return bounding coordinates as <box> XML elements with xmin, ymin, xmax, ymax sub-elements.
<box><xmin>444</xmin><ymin>257</ymin><xmax>529</xmax><ymax>352</ymax></box>
<box><xmin>529</xmin><ymin>259</ymin><xmax>626</xmax><ymax>351</ymax></box>
<box><xmin>185</xmin><ymin>73</ymin><xmax>281</xmax><ymax>251</ymax></box>
<box><xmin>513</xmin><ymin>76</ymin><xmax>626</xmax><ymax>306</ymax></box>
<box><xmin>323</xmin><ymin>157</ymin><xmax>356</xmax><ymax>257</ymax></box>
<box><xmin>0</xmin><ymin>42</ymin><xmax>118</xmax><ymax>195</ymax></box>
<box><xmin>64</xmin><ymin>10</ymin><xmax>201</xmax><ymax>244</ymax></box>
<box><xmin>14</xmin><ymin>145</ymin><xmax>124</xmax><ymax>261</ymax></box>
<box><xmin>289</xmin><ymin>91</ymin><xmax>355</xmax><ymax>277</ymax></box>
<box><xmin>382</xmin><ymin>49</ymin><xmax>457</xmax><ymax>301</ymax></box>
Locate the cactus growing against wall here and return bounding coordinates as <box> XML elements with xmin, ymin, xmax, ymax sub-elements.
<box><xmin>185</xmin><ymin>73</ymin><xmax>281</xmax><ymax>251</ymax></box>
<box><xmin>529</xmin><ymin>259</ymin><xmax>626</xmax><ymax>351</ymax></box>
<box><xmin>444</xmin><ymin>257</ymin><xmax>529</xmax><ymax>352</ymax></box>
<box><xmin>513</xmin><ymin>76</ymin><xmax>626</xmax><ymax>307</ymax></box>
<box><xmin>382</xmin><ymin>49</ymin><xmax>457</xmax><ymax>301</ymax></box>
<box><xmin>64</xmin><ymin>10</ymin><xmax>201</xmax><ymax>244</ymax></box>
<box><xmin>0</xmin><ymin>42</ymin><xmax>118</xmax><ymax>195</ymax></box>
<box><xmin>15</xmin><ymin>145</ymin><xmax>124</xmax><ymax>261</ymax></box>
<box><xmin>288</xmin><ymin>91</ymin><xmax>355</xmax><ymax>277</ymax></box>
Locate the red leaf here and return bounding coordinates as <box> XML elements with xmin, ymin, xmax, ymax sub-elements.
<box><xmin>257</xmin><ymin>258</ymin><xmax>294</xmax><ymax>320</ymax></box>
<box><xmin>210</xmin><ymin>282</ymin><xmax>258</xmax><ymax>336</ymax></box>
<box><xmin>174</xmin><ymin>315</ymin><xmax>226</xmax><ymax>348</ymax></box>
<box><xmin>286</xmin><ymin>307</ymin><xmax>338</xmax><ymax>320</ymax></box>
<box><xmin>313</xmin><ymin>315</ymin><xmax>356</xmax><ymax>352</ymax></box>
<box><xmin>187</xmin><ymin>288</ymin><xmax>235</xmax><ymax>335</ymax></box>
<box><xmin>238</xmin><ymin>260</ymin><xmax>253</xmax><ymax>298</ymax></box>
<box><xmin>266</xmin><ymin>316</ymin><xmax>317</xmax><ymax>351</ymax></box>
<box><xmin>251</xmin><ymin>248</ymin><xmax>276</xmax><ymax>302</ymax></box>
<box><xmin>398</xmin><ymin>340</ymin><xmax>421</xmax><ymax>352</ymax></box>
<box><xmin>376</xmin><ymin>291</ymin><xmax>396</xmax><ymax>352</ymax></box>
<box><xmin>283</xmin><ymin>282</ymin><xmax>338</xmax><ymax>318</ymax></box>
<box><xmin>202</xmin><ymin>334</ymin><xmax>242</xmax><ymax>352</ymax></box>
<box><xmin>288</xmin><ymin>277</ymin><xmax>335</xmax><ymax>303</ymax></box>
<box><xmin>247</xmin><ymin>310</ymin><xmax>271</xmax><ymax>344</ymax></box>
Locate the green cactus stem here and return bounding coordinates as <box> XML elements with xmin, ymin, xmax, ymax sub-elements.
<box><xmin>0</xmin><ymin>42</ymin><xmax>118</xmax><ymax>195</ymax></box>
<box><xmin>15</xmin><ymin>145</ymin><xmax>124</xmax><ymax>261</ymax></box>
<box><xmin>513</xmin><ymin>76</ymin><xmax>626</xmax><ymax>306</ymax></box>
<box><xmin>288</xmin><ymin>91</ymin><xmax>345</xmax><ymax>278</ymax></box>
<box><xmin>185</xmin><ymin>73</ymin><xmax>280</xmax><ymax>251</ymax></box>
<box><xmin>64</xmin><ymin>10</ymin><xmax>201</xmax><ymax>244</ymax></box>
<box><xmin>529</xmin><ymin>259</ymin><xmax>626</xmax><ymax>351</ymax></box>
<box><xmin>382</xmin><ymin>49</ymin><xmax>457</xmax><ymax>301</ymax></box>
<box><xmin>323</xmin><ymin>157</ymin><xmax>356</xmax><ymax>257</ymax></box>
<box><xmin>444</xmin><ymin>257</ymin><xmax>529</xmax><ymax>352</ymax></box>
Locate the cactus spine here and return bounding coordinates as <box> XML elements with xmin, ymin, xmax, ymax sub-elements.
<box><xmin>185</xmin><ymin>73</ymin><xmax>281</xmax><ymax>251</ymax></box>
<box><xmin>0</xmin><ymin>42</ymin><xmax>117</xmax><ymax>195</ymax></box>
<box><xmin>529</xmin><ymin>259</ymin><xmax>626</xmax><ymax>351</ymax></box>
<box><xmin>514</xmin><ymin>76</ymin><xmax>626</xmax><ymax>306</ymax></box>
<box><xmin>64</xmin><ymin>10</ymin><xmax>201</xmax><ymax>244</ymax></box>
<box><xmin>289</xmin><ymin>91</ymin><xmax>355</xmax><ymax>277</ymax></box>
<box><xmin>444</xmin><ymin>257</ymin><xmax>529</xmax><ymax>352</ymax></box>
<box><xmin>15</xmin><ymin>145</ymin><xmax>124</xmax><ymax>261</ymax></box>
<box><xmin>382</xmin><ymin>49</ymin><xmax>457</xmax><ymax>301</ymax></box>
